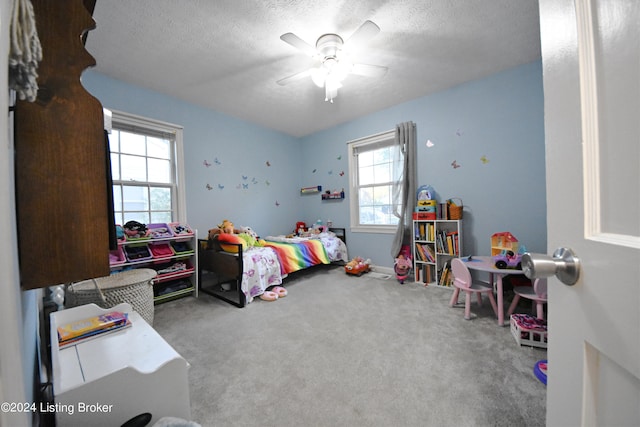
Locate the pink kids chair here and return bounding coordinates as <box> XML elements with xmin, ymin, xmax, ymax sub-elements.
<box><xmin>449</xmin><ymin>258</ymin><xmax>498</xmax><ymax>320</ymax></box>
<box><xmin>507</xmin><ymin>278</ymin><xmax>548</xmax><ymax>320</ymax></box>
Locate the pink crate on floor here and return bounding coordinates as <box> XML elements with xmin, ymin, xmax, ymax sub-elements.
<box><xmin>510</xmin><ymin>314</ymin><xmax>548</xmax><ymax>349</ymax></box>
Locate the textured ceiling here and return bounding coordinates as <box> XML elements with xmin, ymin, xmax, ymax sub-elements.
<box><xmin>85</xmin><ymin>0</ymin><xmax>541</xmax><ymax>137</ymax></box>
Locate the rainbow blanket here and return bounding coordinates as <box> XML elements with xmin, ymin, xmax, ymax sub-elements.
<box><xmin>264</xmin><ymin>239</ymin><xmax>330</xmax><ymax>274</ymax></box>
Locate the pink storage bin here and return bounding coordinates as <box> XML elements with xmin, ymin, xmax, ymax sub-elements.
<box><xmin>169</xmin><ymin>222</ymin><xmax>194</xmax><ymax>236</ymax></box>
<box><xmin>109</xmin><ymin>246</ymin><xmax>126</xmax><ymax>265</ymax></box>
<box><xmin>149</xmin><ymin>242</ymin><xmax>175</xmax><ymax>259</ymax></box>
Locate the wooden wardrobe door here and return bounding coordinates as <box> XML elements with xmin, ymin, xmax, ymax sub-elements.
<box><xmin>15</xmin><ymin>0</ymin><xmax>110</xmax><ymax>289</ymax></box>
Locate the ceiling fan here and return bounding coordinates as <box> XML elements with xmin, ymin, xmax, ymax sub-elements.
<box><xmin>277</xmin><ymin>20</ymin><xmax>388</xmax><ymax>103</ymax></box>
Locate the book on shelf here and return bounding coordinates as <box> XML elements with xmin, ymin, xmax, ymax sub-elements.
<box><xmin>439</xmin><ymin>260</ymin><xmax>452</xmax><ymax>287</ymax></box>
<box><xmin>414</xmin><ymin>243</ymin><xmax>435</xmax><ymax>263</ymax></box>
<box><xmin>57</xmin><ymin>311</ymin><xmax>131</xmax><ymax>347</ymax></box>
<box><xmin>446</xmin><ymin>231</ymin><xmax>459</xmax><ymax>256</ymax></box>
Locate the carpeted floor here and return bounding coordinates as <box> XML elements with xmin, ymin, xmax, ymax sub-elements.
<box><xmin>153</xmin><ymin>265</ymin><xmax>547</xmax><ymax>427</ymax></box>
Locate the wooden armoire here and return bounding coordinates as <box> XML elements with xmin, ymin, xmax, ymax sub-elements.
<box><xmin>14</xmin><ymin>0</ymin><xmax>113</xmax><ymax>289</ymax></box>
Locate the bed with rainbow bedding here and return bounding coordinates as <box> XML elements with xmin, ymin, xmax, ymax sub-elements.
<box><xmin>263</xmin><ymin>238</ymin><xmax>331</xmax><ymax>274</ymax></box>
<box><xmin>199</xmin><ymin>231</ymin><xmax>348</xmax><ymax>307</ymax></box>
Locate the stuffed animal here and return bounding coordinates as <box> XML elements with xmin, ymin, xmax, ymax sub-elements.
<box><xmin>209</xmin><ymin>220</ymin><xmax>266</xmax><ymax>249</ymax></box>
<box><xmin>208</xmin><ymin>219</ymin><xmax>241</xmax><ymax>239</ymax></box>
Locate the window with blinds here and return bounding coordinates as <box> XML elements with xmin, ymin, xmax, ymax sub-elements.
<box><xmin>347</xmin><ymin>129</ymin><xmax>402</xmax><ymax>233</ymax></box>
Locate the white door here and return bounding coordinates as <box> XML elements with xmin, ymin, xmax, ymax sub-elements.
<box><xmin>538</xmin><ymin>0</ymin><xmax>640</xmax><ymax>425</ymax></box>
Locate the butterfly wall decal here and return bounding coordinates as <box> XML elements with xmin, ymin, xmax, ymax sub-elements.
<box><xmin>214</xmin><ymin>158</ymin><xmax>221</xmax><ymax>165</ymax></box>
<box><xmin>480</xmin><ymin>155</ymin><xmax>490</xmax><ymax>164</ymax></box>
<box><xmin>203</xmin><ymin>160</ymin><xmax>211</xmax><ymax>167</ymax></box>
<box><xmin>339</xmin><ymin>171</ymin><xmax>344</xmax><ymax>176</ymax></box>
<box><xmin>426</xmin><ymin>140</ymin><xmax>435</xmax><ymax>148</ymax></box>
<box><xmin>451</xmin><ymin>160</ymin><xmax>461</xmax><ymax>169</ymax></box>
<box><xmin>218</xmin><ymin>184</ymin><xmax>224</xmax><ymax>190</ymax></box>
<box><xmin>275</xmin><ymin>200</ymin><xmax>280</xmax><ymax>206</ymax></box>
<box><xmin>205</xmin><ymin>183</ymin><xmax>213</xmax><ymax>190</ymax></box>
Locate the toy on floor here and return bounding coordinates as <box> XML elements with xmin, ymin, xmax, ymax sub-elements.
<box><xmin>534</xmin><ymin>360</ymin><xmax>547</xmax><ymax>385</ymax></box>
<box><xmin>394</xmin><ymin>245</ymin><xmax>412</xmax><ymax>284</ymax></box>
<box><xmin>345</xmin><ymin>256</ymin><xmax>371</xmax><ymax>276</ymax></box>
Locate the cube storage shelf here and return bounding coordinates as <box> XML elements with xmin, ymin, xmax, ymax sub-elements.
<box><xmin>412</xmin><ymin>219</ymin><xmax>462</xmax><ymax>287</ymax></box>
<box><xmin>110</xmin><ymin>223</ymin><xmax>198</xmax><ymax>304</ymax></box>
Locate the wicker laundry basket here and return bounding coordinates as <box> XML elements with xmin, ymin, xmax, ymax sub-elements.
<box><xmin>66</xmin><ymin>269</ymin><xmax>157</xmax><ymax>325</ymax></box>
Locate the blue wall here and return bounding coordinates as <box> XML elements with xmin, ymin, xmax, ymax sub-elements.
<box><xmin>82</xmin><ymin>72</ymin><xmax>302</xmax><ymax>238</ymax></box>
<box><xmin>83</xmin><ymin>60</ymin><xmax>546</xmax><ymax>269</ymax></box>
<box><xmin>298</xmin><ymin>61</ymin><xmax>546</xmax><ymax>266</ymax></box>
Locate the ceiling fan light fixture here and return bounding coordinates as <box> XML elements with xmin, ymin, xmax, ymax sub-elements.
<box><xmin>325</xmin><ymin>81</ymin><xmax>340</xmax><ymax>103</ymax></box>
<box><xmin>310</xmin><ymin>67</ymin><xmax>327</xmax><ymax>87</ymax></box>
<box><xmin>279</xmin><ymin>20</ymin><xmax>385</xmax><ymax>103</ymax></box>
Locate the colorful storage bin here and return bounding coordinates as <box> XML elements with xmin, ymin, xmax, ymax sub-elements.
<box><xmin>171</xmin><ymin>240</ymin><xmax>194</xmax><ymax>255</ymax></box>
<box><xmin>510</xmin><ymin>314</ymin><xmax>548</xmax><ymax>348</ymax></box>
<box><xmin>109</xmin><ymin>246</ymin><xmax>126</xmax><ymax>266</ymax></box>
<box><xmin>124</xmin><ymin>244</ymin><xmax>153</xmax><ymax>262</ymax></box>
<box><xmin>149</xmin><ymin>242</ymin><xmax>175</xmax><ymax>259</ymax></box>
<box><xmin>169</xmin><ymin>222</ymin><xmax>194</xmax><ymax>236</ymax></box>
<box><xmin>148</xmin><ymin>223</ymin><xmax>174</xmax><ymax>239</ymax></box>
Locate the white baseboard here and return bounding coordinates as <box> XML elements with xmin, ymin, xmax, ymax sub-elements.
<box><xmin>370</xmin><ymin>265</ymin><xmax>394</xmax><ymax>275</ymax></box>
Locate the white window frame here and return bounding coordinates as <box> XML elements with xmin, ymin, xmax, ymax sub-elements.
<box><xmin>347</xmin><ymin>129</ymin><xmax>400</xmax><ymax>234</ymax></box>
<box><xmin>109</xmin><ymin>110</ymin><xmax>187</xmax><ymax>223</ymax></box>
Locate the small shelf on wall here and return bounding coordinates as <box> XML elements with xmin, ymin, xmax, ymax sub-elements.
<box><xmin>301</xmin><ymin>185</ymin><xmax>322</xmax><ymax>194</ymax></box>
<box><xmin>321</xmin><ymin>191</ymin><xmax>345</xmax><ymax>200</ymax></box>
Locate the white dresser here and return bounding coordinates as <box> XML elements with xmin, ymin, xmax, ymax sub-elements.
<box><xmin>50</xmin><ymin>303</ymin><xmax>191</xmax><ymax>426</ymax></box>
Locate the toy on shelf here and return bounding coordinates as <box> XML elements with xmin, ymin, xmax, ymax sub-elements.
<box><xmin>491</xmin><ymin>232</ymin><xmax>519</xmax><ymax>256</ymax></box>
<box><xmin>321</xmin><ymin>189</ymin><xmax>345</xmax><ymax>200</ymax></box>
<box><xmin>345</xmin><ymin>257</ymin><xmax>371</xmax><ymax>276</ymax></box>
<box><xmin>414</xmin><ymin>185</ymin><xmax>437</xmax><ymax>220</ymax></box>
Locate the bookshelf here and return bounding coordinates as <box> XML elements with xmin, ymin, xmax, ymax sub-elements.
<box><xmin>412</xmin><ymin>219</ymin><xmax>462</xmax><ymax>287</ymax></box>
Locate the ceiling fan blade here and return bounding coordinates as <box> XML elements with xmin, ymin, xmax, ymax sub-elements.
<box><xmin>276</xmin><ymin>69</ymin><xmax>312</xmax><ymax>86</ymax></box>
<box><xmin>345</xmin><ymin>20</ymin><xmax>380</xmax><ymax>49</ymax></box>
<box><xmin>351</xmin><ymin>63</ymin><xmax>388</xmax><ymax>78</ymax></box>
<box><xmin>280</xmin><ymin>33</ymin><xmax>317</xmax><ymax>57</ymax></box>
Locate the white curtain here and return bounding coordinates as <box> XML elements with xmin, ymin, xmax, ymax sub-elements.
<box><xmin>391</xmin><ymin>121</ymin><xmax>417</xmax><ymax>258</ymax></box>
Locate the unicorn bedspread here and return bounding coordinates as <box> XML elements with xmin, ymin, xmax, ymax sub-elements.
<box><xmin>263</xmin><ymin>238</ymin><xmax>330</xmax><ymax>275</ymax></box>
<box><xmin>240</xmin><ymin>247</ymin><xmax>283</xmax><ymax>304</ymax></box>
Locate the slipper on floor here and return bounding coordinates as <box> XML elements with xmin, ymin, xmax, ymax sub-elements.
<box><xmin>260</xmin><ymin>291</ymin><xmax>278</xmax><ymax>301</ymax></box>
<box><xmin>272</xmin><ymin>286</ymin><xmax>287</xmax><ymax>298</ymax></box>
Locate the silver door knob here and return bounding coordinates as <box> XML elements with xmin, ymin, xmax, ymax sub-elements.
<box><xmin>521</xmin><ymin>247</ymin><xmax>581</xmax><ymax>286</ymax></box>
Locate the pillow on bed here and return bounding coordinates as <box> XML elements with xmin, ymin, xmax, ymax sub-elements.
<box><xmin>217</xmin><ymin>233</ymin><xmax>247</xmax><ymax>253</ymax></box>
